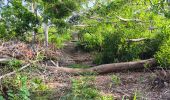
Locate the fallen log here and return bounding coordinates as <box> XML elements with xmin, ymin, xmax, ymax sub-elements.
<box><xmin>46</xmin><ymin>58</ymin><xmax>157</xmax><ymax>75</ymax></box>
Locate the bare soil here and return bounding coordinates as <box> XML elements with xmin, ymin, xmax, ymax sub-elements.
<box><xmin>59</xmin><ymin>41</ymin><xmax>95</xmax><ymax>67</ymax></box>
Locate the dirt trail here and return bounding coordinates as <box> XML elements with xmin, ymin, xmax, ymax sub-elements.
<box><xmin>59</xmin><ymin>41</ymin><xmax>94</xmax><ymax>67</ymax></box>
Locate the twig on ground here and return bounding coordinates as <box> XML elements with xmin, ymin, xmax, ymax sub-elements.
<box><xmin>50</xmin><ymin>60</ymin><xmax>59</xmax><ymax>67</ymax></box>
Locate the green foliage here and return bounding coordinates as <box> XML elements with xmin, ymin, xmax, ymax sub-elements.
<box><xmin>95</xmin><ymin>30</ymin><xmax>155</xmax><ymax>64</ymax></box>
<box><xmin>155</xmin><ymin>38</ymin><xmax>170</xmax><ymax>68</ymax></box>
<box><xmin>1</xmin><ymin>1</ymin><xmax>38</xmax><ymax>40</ymax></box>
<box><xmin>4</xmin><ymin>59</ymin><xmax>22</xmax><ymax>72</ymax></box>
<box><xmin>77</xmin><ymin>23</ymin><xmax>110</xmax><ymax>51</ymax></box>
<box><xmin>35</xmin><ymin>51</ymin><xmax>46</xmax><ymax>61</ymax></box>
<box><xmin>77</xmin><ymin>0</ymin><xmax>170</xmax><ymax>65</ymax></box>
<box><xmin>0</xmin><ymin>91</ymin><xmax>5</xmax><ymax>100</ymax></box>
<box><xmin>37</xmin><ymin>26</ymin><xmax>71</xmax><ymax>48</ymax></box>
<box><xmin>48</xmin><ymin>27</ymin><xmax>71</xmax><ymax>48</ymax></box>
<box><xmin>149</xmin><ymin>0</ymin><xmax>170</xmax><ymax>19</ymax></box>
<box><xmin>0</xmin><ymin>0</ymin><xmax>82</xmax><ymax>45</ymax></box>
<box><xmin>111</xmin><ymin>75</ymin><xmax>121</xmax><ymax>86</ymax></box>
<box><xmin>44</xmin><ymin>0</ymin><xmax>78</xmax><ymax>19</ymax></box>
<box><xmin>93</xmin><ymin>0</ymin><xmax>128</xmax><ymax>16</ymax></box>
<box><xmin>61</xmin><ymin>77</ymin><xmax>99</xmax><ymax>100</ymax></box>
<box><xmin>132</xmin><ymin>90</ymin><xmax>142</xmax><ymax>100</ymax></box>
<box><xmin>78</xmin><ymin>32</ymin><xmax>103</xmax><ymax>51</ymax></box>
<box><xmin>7</xmin><ymin>59</ymin><xmax>22</xmax><ymax>70</ymax></box>
<box><xmin>133</xmin><ymin>91</ymin><xmax>137</xmax><ymax>100</ymax></box>
<box><xmin>0</xmin><ymin>74</ymin><xmax>48</xmax><ymax>100</ymax></box>
<box><xmin>100</xmin><ymin>96</ymin><xmax>114</xmax><ymax>100</ymax></box>
<box><xmin>61</xmin><ymin>77</ymin><xmax>114</xmax><ymax>100</ymax></box>
<box><xmin>30</xmin><ymin>78</ymin><xmax>48</xmax><ymax>91</ymax></box>
<box><xmin>1</xmin><ymin>75</ymin><xmax>30</xmax><ymax>100</ymax></box>
<box><xmin>154</xmin><ymin>26</ymin><xmax>170</xmax><ymax>68</ymax></box>
<box><xmin>0</xmin><ymin>22</ymin><xmax>7</xmax><ymax>38</ymax></box>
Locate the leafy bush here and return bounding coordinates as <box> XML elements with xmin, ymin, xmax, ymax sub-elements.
<box><xmin>78</xmin><ymin>0</ymin><xmax>170</xmax><ymax>65</ymax></box>
<box><xmin>154</xmin><ymin>26</ymin><xmax>170</xmax><ymax>68</ymax></box>
<box><xmin>30</xmin><ymin>78</ymin><xmax>48</xmax><ymax>91</ymax></box>
<box><xmin>0</xmin><ymin>23</ymin><xmax>7</xmax><ymax>39</ymax></box>
<box><xmin>7</xmin><ymin>59</ymin><xmax>22</xmax><ymax>70</ymax></box>
<box><xmin>0</xmin><ymin>1</ymin><xmax>38</xmax><ymax>40</ymax></box>
<box><xmin>38</xmin><ymin>27</ymin><xmax>71</xmax><ymax>48</ymax></box>
<box><xmin>1</xmin><ymin>75</ymin><xmax>30</xmax><ymax>100</ymax></box>
<box><xmin>77</xmin><ymin>25</ymin><xmax>105</xmax><ymax>51</ymax></box>
<box><xmin>35</xmin><ymin>21</ymin><xmax>73</xmax><ymax>49</ymax></box>
<box><xmin>0</xmin><ymin>74</ymin><xmax>48</xmax><ymax>100</ymax></box>
<box><xmin>96</xmin><ymin>31</ymin><xmax>154</xmax><ymax>64</ymax></box>
<box><xmin>111</xmin><ymin>75</ymin><xmax>121</xmax><ymax>86</ymax></box>
<box><xmin>49</xmin><ymin>32</ymin><xmax>71</xmax><ymax>48</ymax></box>
<box><xmin>97</xmin><ymin>26</ymin><xmax>170</xmax><ymax>64</ymax></box>
<box><xmin>62</xmin><ymin>77</ymin><xmax>99</xmax><ymax>100</ymax></box>
<box><xmin>155</xmin><ymin>39</ymin><xmax>170</xmax><ymax>68</ymax></box>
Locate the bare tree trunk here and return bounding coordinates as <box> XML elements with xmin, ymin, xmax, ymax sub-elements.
<box><xmin>31</xmin><ymin>31</ymin><xmax>36</xmax><ymax>52</ymax></box>
<box><xmin>31</xmin><ymin>2</ymin><xmax>36</xmax><ymax>52</ymax></box>
<box><xmin>43</xmin><ymin>22</ymin><xmax>49</xmax><ymax>48</ymax></box>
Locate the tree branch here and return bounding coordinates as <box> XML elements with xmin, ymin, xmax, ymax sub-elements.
<box><xmin>73</xmin><ymin>25</ymin><xmax>90</xmax><ymax>27</ymax></box>
<box><xmin>0</xmin><ymin>63</ymin><xmax>30</xmax><ymax>80</ymax></box>
<box><xmin>116</xmin><ymin>16</ymin><xmax>142</xmax><ymax>22</ymax></box>
<box><xmin>126</xmin><ymin>38</ymin><xmax>148</xmax><ymax>42</ymax></box>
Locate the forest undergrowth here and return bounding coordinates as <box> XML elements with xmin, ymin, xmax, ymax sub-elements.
<box><xmin>0</xmin><ymin>41</ymin><xmax>169</xmax><ymax>100</ymax></box>
<box><xmin>0</xmin><ymin>0</ymin><xmax>170</xmax><ymax>100</ymax></box>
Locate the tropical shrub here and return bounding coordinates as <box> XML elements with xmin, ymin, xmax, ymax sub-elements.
<box><xmin>1</xmin><ymin>75</ymin><xmax>30</xmax><ymax>100</ymax></box>
<box><xmin>77</xmin><ymin>0</ymin><xmax>170</xmax><ymax>65</ymax></box>
<box><xmin>0</xmin><ymin>74</ymin><xmax>48</xmax><ymax>100</ymax></box>
<box><xmin>155</xmin><ymin>38</ymin><xmax>170</xmax><ymax>68</ymax></box>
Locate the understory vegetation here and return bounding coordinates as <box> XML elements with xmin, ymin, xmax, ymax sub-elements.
<box><xmin>0</xmin><ymin>0</ymin><xmax>170</xmax><ymax>100</ymax></box>
<box><xmin>0</xmin><ymin>59</ymin><xmax>49</xmax><ymax>100</ymax></box>
<box><xmin>61</xmin><ymin>77</ymin><xmax>114</xmax><ymax>100</ymax></box>
<box><xmin>77</xmin><ymin>0</ymin><xmax>170</xmax><ymax>67</ymax></box>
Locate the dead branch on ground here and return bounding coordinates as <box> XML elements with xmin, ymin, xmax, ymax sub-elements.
<box><xmin>0</xmin><ymin>63</ymin><xmax>30</xmax><ymax>80</ymax></box>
